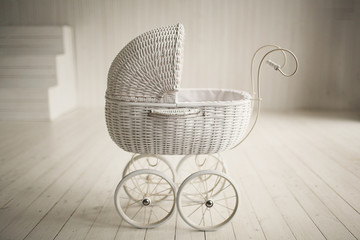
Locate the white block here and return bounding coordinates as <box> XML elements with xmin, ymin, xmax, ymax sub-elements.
<box><xmin>48</xmin><ymin>26</ymin><xmax>77</xmax><ymax>120</ymax></box>
<box><xmin>0</xmin><ymin>26</ymin><xmax>77</xmax><ymax>121</ymax></box>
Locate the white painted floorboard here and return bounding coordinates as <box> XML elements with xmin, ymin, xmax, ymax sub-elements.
<box><xmin>0</xmin><ymin>109</ymin><xmax>359</xmax><ymax>240</ymax></box>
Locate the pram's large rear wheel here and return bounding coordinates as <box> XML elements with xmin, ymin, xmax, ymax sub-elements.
<box><xmin>177</xmin><ymin>170</ymin><xmax>239</xmax><ymax>231</ymax></box>
<box><xmin>114</xmin><ymin>169</ymin><xmax>176</xmax><ymax>228</ymax></box>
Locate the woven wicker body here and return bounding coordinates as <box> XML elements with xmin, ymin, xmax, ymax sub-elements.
<box><xmin>106</xmin><ymin>23</ymin><xmax>252</xmax><ymax>155</ymax></box>
<box><xmin>106</xmin><ymin>89</ymin><xmax>252</xmax><ymax>155</ymax></box>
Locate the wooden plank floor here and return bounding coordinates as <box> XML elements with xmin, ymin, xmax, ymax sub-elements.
<box><xmin>0</xmin><ymin>108</ymin><xmax>359</xmax><ymax>240</ymax></box>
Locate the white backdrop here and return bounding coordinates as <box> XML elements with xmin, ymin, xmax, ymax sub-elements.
<box><xmin>1</xmin><ymin>0</ymin><xmax>359</xmax><ymax>110</ymax></box>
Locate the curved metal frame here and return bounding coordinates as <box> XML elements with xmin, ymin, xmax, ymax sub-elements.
<box><xmin>123</xmin><ymin>154</ymin><xmax>176</xmax><ymax>181</ymax></box>
<box><xmin>176</xmin><ymin>154</ymin><xmax>227</xmax><ymax>178</ymax></box>
<box><xmin>232</xmin><ymin>46</ymin><xmax>298</xmax><ymax>149</ymax></box>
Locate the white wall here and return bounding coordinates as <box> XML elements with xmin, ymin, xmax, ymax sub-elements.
<box><xmin>1</xmin><ymin>0</ymin><xmax>359</xmax><ymax>110</ymax></box>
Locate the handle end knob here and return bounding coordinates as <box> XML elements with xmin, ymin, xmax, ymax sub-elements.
<box><xmin>266</xmin><ymin>60</ymin><xmax>280</xmax><ymax>71</ymax></box>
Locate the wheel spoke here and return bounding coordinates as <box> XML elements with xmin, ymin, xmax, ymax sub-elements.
<box><xmin>151</xmin><ymin>206</ymin><xmax>160</xmax><ymax>221</ymax></box>
<box><xmin>128</xmin><ymin>199</ymin><xmax>142</xmax><ymax>207</ymax></box>
<box><xmin>145</xmin><ymin>177</ymin><xmax>151</xmax><ymax>194</ymax></box>
<box><xmin>208</xmin><ymin>175</ymin><xmax>221</xmax><ymax>198</ymax></box>
<box><xmin>182</xmin><ymin>202</ymin><xmax>204</xmax><ymax>207</ymax></box>
<box><xmin>187</xmin><ymin>201</ymin><xmax>203</xmax><ymax>218</ymax></box>
<box><xmin>117</xmin><ymin>197</ymin><xmax>130</xmax><ymax>214</ymax></box>
<box><xmin>131</xmin><ymin>205</ymin><xmax>144</xmax><ymax>220</ymax></box>
<box><xmin>209</xmin><ymin>207</ymin><xmax>214</xmax><ymax>226</ymax></box>
<box><xmin>149</xmin><ymin>177</ymin><xmax>164</xmax><ymax>195</ymax></box>
<box><xmin>212</xmin><ymin>204</ymin><xmax>226</xmax><ymax>220</ymax></box>
<box><xmin>157</xmin><ymin>197</ymin><xmax>175</xmax><ymax>201</ymax></box>
<box><xmin>210</xmin><ymin>182</ymin><xmax>231</xmax><ymax>198</ymax></box>
<box><xmin>203</xmin><ymin>175</ymin><xmax>209</xmax><ymax>198</ymax></box>
<box><xmin>144</xmin><ymin>205</ymin><xmax>147</xmax><ymax>223</ymax></box>
<box><xmin>130</xmin><ymin>176</ymin><xmax>147</xmax><ymax>196</ymax></box>
<box><xmin>213</xmin><ymin>195</ymin><xmax>237</xmax><ymax>202</ymax></box>
<box><xmin>215</xmin><ymin>201</ymin><xmax>234</xmax><ymax>211</ymax></box>
<box><xmin>199</xmin><ymin>205</ymin><xmax>206</xmax><ymax>226</ymax></box>
<box><xmin>125</xmin><ymin>181</ymin><xmax>147</xmax><ymax>196</ymax></box>
<box><xmin>153</xmin><ymin>191</ymin><xmax>172</xmax><ymax>196</ymax></box>
<box><xmin>151</xmin><ymin>187</ymin><xmax>172</xmax><ymax>197</ymax></box>
<box><xmin>190</xmin><ymin>181</ymin><xmax>207</xmax><ymax>201</ymax></box>
<box><xmin>154</xmin><ymin>204</ymin><xmax>170</xmax><ymax>214</ymax></box>
<box><xmin>148</xmin><ymin>206</ymin><xmax>153</xmax><ymax>224</ymax></box>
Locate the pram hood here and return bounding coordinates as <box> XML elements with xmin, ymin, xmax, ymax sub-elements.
<box><xmin>106</xmin><ymin>23</ymin><xmax>185</xmax><ymax>104</ymax></box>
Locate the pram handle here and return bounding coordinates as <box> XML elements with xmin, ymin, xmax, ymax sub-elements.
<box><xmin>231</xmin><ymin>45</ymin><xmax>299</xmax><ymax>149</ymax></box>
<box><xmin>149</xmin><ymin>108</ymin><xmax>201</xmax><ymax>117</ymax></box>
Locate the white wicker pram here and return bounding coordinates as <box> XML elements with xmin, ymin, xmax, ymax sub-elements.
<box><xmin>105</xmin><ymin>23</ymin><xmax>298</xmax><ymax>230</ymax></box>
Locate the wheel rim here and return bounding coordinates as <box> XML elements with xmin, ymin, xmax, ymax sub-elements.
<box><xmin>123</xmin><ymin>154</ymin><xmax>175</xmax><ymax>201</ymax></box>
<box><xmin>177</xmin><ymin>170</ymin><xmax>239</xmax><ymax>231</ymax></box>
<box><xmin>115</xmin><ymin>169</ymin><xmax>176</xmax><ymax>228</ymax></box>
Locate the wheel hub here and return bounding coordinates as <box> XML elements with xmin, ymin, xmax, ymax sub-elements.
<box><xmin>205</xmin><ymin>199</ymin><xmax>214</xmax><ymax>208</ymax></box>
<box><xmin>142</xmin><ymin>198</ymin><xmax>151</xmax><ymax>206</ymax></box>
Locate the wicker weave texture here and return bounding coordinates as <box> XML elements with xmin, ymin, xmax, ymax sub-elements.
<box><xmin>105</xmin><ymin>24</ymin><xmax>253</xmax><ymax>155</ymax></box>
<box><xmin>106</xmin><ymin>23</ymin><xmax>184</xmax><ymax>103</ymax></box>
<box><xmin>105</xmin><ymin>98</ymin><xmax>252</xmax><ymax>155</ymax></box>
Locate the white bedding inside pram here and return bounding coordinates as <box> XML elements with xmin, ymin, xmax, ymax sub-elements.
<box><xmin>176</xmin><ymin>89</ymin><xmax>251</xmax><ymax>103</ymax></box>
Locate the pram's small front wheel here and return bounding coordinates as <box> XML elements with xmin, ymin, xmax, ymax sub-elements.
<box><xmin>177</xmin><ymin>170</ymin><xmax>239</xmax><ymax>231</ymax></box>
<box><xmin>114</xmin><ymin>169</ymin><xmax>176</xmax><ymax>228</ymax></box>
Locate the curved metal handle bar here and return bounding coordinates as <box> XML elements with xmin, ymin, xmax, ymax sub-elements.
<box><xmin>250</xmin><ymin>45</ymin><xmax>287</xmax><ymax>96</ymax></box>
<box><xmin>232</xmin><ymin>47</ymin><xmax>298</xmax><ymax>149</ymax></box>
